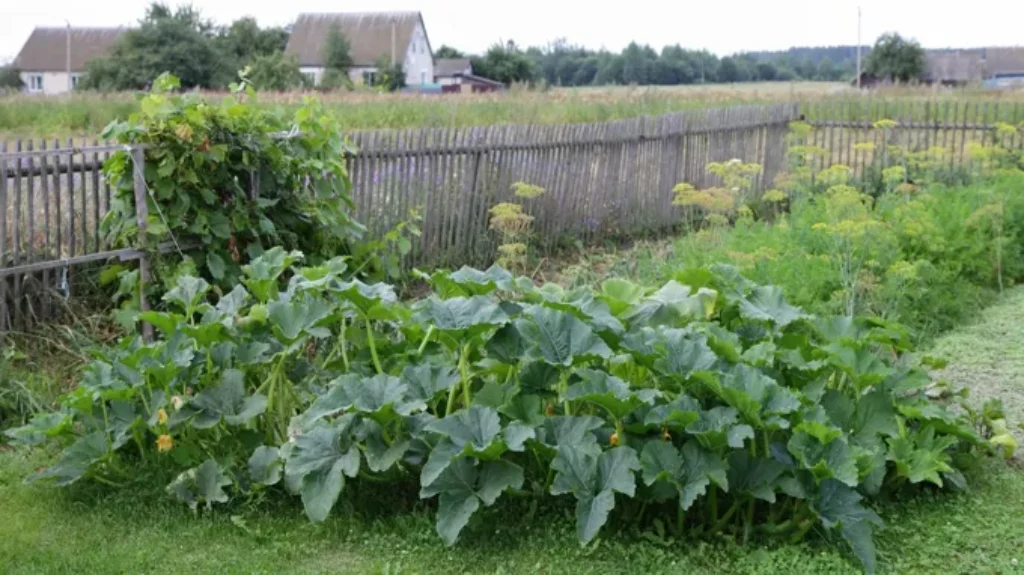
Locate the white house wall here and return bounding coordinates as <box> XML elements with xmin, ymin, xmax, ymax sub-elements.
<box><xmin>19</xmin><ymin>71</ymin><xmax>81</xmax><ymax>95</ymax></box>
<box><xmin>402</xmin><ymin>21</ymin><xmax>434</xmax><ymax>85</ymax></box>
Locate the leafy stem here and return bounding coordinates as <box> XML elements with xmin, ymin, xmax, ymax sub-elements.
<box><xmin>365</xmin><ymin>317</ymin><xmax>384</xmax><ymax>375</ymax></box>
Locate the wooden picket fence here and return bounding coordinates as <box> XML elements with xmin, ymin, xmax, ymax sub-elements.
<box><xmin>6</xmin><ymin>97</ymin><xmax>1023</xmax><ymax>333</ymax></box>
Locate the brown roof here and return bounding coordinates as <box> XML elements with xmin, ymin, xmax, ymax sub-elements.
<box><xmin>984</xmin><ymin>47</ymin><xmax>1024</xmax><ymax>77</ymax></box>
<box><xmin>435</xmin><ymin>58</ymin><xmax>472</xmax><ymax>77</ymax></box>
<box><xmin>14</xmin><ymin>27</ymin><xmax>125</xmax><ymax>72</ymax></box>
<box><xmin>286</xmin><ymin>12</ymin><xmax>430</xmax><ymax>67</ymax></box>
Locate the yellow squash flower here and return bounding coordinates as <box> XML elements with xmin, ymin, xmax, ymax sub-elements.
<box><xmin>156</xmin><ymin>434</ymin><xmax>174</xmax><ymax>453</ymax></box>
<box><xmin>156</xmin><ymin>409</ymin><xmax>169</xmax><ymax>425</ymax></box>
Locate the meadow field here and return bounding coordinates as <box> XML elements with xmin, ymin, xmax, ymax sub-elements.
<box><xmin>4</xmin><ymin>81</ymin><xmax>1024</xmax><ymax>139</ymax></box>
<box><xmin>2</xmin><ymin>80</ymin><xmax>1023</xmax><ymax>574</ymax></box>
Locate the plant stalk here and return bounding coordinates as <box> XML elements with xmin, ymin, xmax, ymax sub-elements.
<box><xmin>365</xmin><ymin>317</ymin><xmax>383</xmax><ymax>374</ymax></box>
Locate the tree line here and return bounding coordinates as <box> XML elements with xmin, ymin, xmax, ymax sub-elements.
<box><xmin>450</xmin><ymin>34</ymin><xmax>925</xmax><ymax>87</ymax></box>
<box><xmin>447</xmin><ymin>40</ymin><xmax>860</xmax><ymax>87</ymax></box>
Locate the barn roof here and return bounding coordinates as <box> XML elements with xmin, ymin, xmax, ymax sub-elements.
<box><xmin>984</xmin><ymin>47</ymin><xmax>1024</xmax><ymax>77</ymax></box>
<box><xmin>286</xmin><ymin>12</ymin><xmax>430</xmax><ymax>67</ymax></box>
<box><xmin>14</xmin><ymin>27</ymin><xmax>125</xmax><ymax>72</ymax></box>
<box><xmin>924</xmin><ymin>50</ymin><xmax>984</xmax><ymax>82</ymax></box>
<box><xmin>435</xmin><ymin>58</ymin><xmax>472</xmax><ymax>77</ymax></box>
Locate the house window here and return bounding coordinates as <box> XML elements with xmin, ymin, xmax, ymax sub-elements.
<box><xmin>302</xmin><ymin>72</ymin><xmax>316</xmax><ymax>86</ymax></box>
<box><xmin>70</xmin><ymin>74</ymin><xmax>81</xmax><ymax>89</ymax></box>
<box><xmin>28</xmin><ymin>74</ymin><xmax>43</xmax><ymax>92</ymax></box>
<box><xmin>421</xmin><ymin>71</ymin><xmax>427</xmax><ymax>85</ymax></box>
<box><xmin>362</xmin><ymin>71</ymin><xmax>378</xmax><ymax>85</ymax></box>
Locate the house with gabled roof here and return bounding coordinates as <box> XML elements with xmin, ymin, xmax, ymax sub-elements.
<box><xmin>13</xmin><ymin>27</ymin><xmax>125</xmax><ymax>94</ymax></box>
<box><xmin>285</xmin><ymin>12</ymin><xmax>435</xmax><ymax>87</ymax></box>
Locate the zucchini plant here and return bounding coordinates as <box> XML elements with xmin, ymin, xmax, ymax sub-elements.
<box><xmin>7</xmin><ymin>251</ymin><xmax>1012</xmax><ymax>573</ymax></box>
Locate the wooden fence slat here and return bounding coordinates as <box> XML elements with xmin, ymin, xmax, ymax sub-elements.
<box><xmin>0</xmin><ymin>141</ymin><xmax>7</xmax><ymax>333</ymax></box>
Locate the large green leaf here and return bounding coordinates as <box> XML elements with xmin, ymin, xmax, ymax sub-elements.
<box><xmin>814</xmin><ymin>479</ymin><xmax>884</xmax><ymax>574</ymax></box>
<box><xmin>640</xmin><ymin>440</ymin><xmax>725</xmax><ymax>510</ymax></box>
<box><xmin>484</xmin><ymin>323</ymin><xmax>527</xmax><ymax>364</ymax></box>
<box><xmin>188</xmin><ymin>370</ymin><xmax>267</xmax><ymax>428</ymax></box>
<box><xmin>643</xmin><ymin>395</ymin><xmax>702</xmax><ymax>430</ymax></box>
<box><xmin>419</xmin><ymin>457</ymin><xmax>524</xmax><ymax>545</ymax></box>
<box><xmin>401</xmin><ymin>364</ymin><xmax>460</xmax><ymax>403</ymax></box>
<box><xmin>788</xmin><ymin>430</ymin><xmax>859</xmax><ymax>487</ymax></box>
<box><xmin>242</xmin><ymin>247</ymin><xmax>303</xmax><ymax>302</ymax></box>
<box><xmin>29</xmin><ymin>432</ymin><xmax>108</xmax><ymax>486</ymax></box>
<box><xmin>167</xmin><ymin>459</ymin><xmax>232</xmax><ymax>511</ymax></box>
<box><xmin>599</xmin><ymin>278</ymin><xmax>646</xmax><ymax>317</ymax></box>
<box><xmin>333</xmin><ymin>279</ymin><xmax>398</xmax><ymax>316</ymax></box>
<box><xmin>448</xmin><ymin>265</ymin><xmax>515</xmax><ymax>295</ymax></box>
<box><xmin>737</xmin><ymin>285</ymin><xmax>807</xmax><ymax>327</ymax></box>
<box><xmin>426</xmin><ymin>405</ymin><xmax>502</xmax><ymax>454</ymax></box>
<box><xmin>285</xmin><ymin>424</ymin><xmax>361</xmax><ymax>522</ymax></box>
<box><xmin>686</xmin><ymin>406</ymin><xmax>753</xmax><ymax>451</ymax></box>
<box><xmin>565</xmin><ymin>369</ymin><xmax>658</xmax><ymax>420</ymax></box>
<box><xmin>885</xmin><ymin>426</ymin><xmax>957</xmax><ymax>486</ymax></box>
<box><xmin>823</xmin><ymin>389</ymin><xmax>898</xmax><ymax>441</ymax></box>
<box><xmin>516</xmin><ymin>307</ymin><xmax>612</xmax><ymax>366</ymax></box>
<box><xmin>267</xmin><ymin>293</ymin><xmax>334</xmax><ymax>341</ymax></box>
<box><xmin>727</xmin><ymin>451</ymin><xmax>786</xmax><ymax>503</ymax></box>
<box><xmin>499</xmin><ymin>394</ymin><xmax>546</xmax><ymax>427</ymax></box>
<box><xmin>625</xmin><ymin>282</ymin><xmax>717</xmax><ymax>326</ymax></box>
<box><xmin>540</xmin><ymin>415</ymin><xmax>604</xmax><ymax>453</ymax></box>
<box><xmin>550</xmin><ymin>446</ymin><xmax>641</xmax><ymax>543</ymax></box>
<box><xmin>651</xmin><ymin>330</ymin><xmax>719</xmax><ymax>379</ymax></box>
<box><xmin>420</xmin><ymin>295</ymin><xmax>508</xmax><ymax>334</ymax></box>
<box><xmin>163</xmin><ymin>276</ymin><xmax>211</xmax><ymax>315</ymax></box>
<box><xmin>339</xmin><ymin>374</ymin><xmax>421</xmax><ymax>418</ymax></box>
<box><xmin>3</xmin><ymin>412</ymin><xmax>71</xmax><ymax>447</ymax></box>
<box><xmin>248</xmin><ymin>446</ymin><xmax>282</xmax><ymax>486</ymax></box>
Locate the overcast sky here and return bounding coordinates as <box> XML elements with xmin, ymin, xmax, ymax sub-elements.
<box><xmin>4</xmin><ymin>0</ymin><xmax>1023</xmax><ymax>63</ymax></box>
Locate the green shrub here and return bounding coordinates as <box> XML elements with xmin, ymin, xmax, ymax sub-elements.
<box><xmin>98</xmin><ymin>72</ymin><xmax>365</xmax><ymax>322</ymax></box>
<box><xmin>6</xmin><ymin>251</ymin><xmax>1011</xmax><ymax>573</ymax></box>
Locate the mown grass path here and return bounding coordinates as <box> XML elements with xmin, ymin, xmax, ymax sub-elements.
<box><xmin>2</xmin><ymin>291</ymin><xmax>1023</xmax><ymax>574</ymax></box>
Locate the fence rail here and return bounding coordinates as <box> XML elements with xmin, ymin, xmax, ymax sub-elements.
<box><xmin>8</xmin><ymin>98</ymin><xmax>1022</xmax><ymax>333</ymax></box>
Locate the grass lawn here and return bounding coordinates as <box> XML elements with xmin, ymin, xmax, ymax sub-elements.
<box><xmin>2</xmin><ymin>290</ymin><xmax>1023</xmax><ymax>575</ymax></box>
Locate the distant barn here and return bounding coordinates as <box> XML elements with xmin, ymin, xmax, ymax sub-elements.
<box><xmin>434</xmin><ymin>58</ymin><xmax>506</xmax><ymax>93</ymax></box>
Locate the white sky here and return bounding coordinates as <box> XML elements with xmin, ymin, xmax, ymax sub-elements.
<box><xmin>3</xmin><ymin>0</ymin><xmax>1023</xmax><ymax>63</ymax></box>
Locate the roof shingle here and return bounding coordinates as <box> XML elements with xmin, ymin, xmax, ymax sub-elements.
<box><xmin>285</xmin><ymin>12</ymin><xmax>427</xmax><ymax>68</ymax></box>
<box><xmin>14</xmin><ymin>27</ymin><xmax>125</xmax><ymax>72</ymax></box>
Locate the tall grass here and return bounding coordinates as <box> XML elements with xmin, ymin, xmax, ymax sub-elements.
<box><xmin>7</xmin><ymin>82</ymin><xmax>1022</xmax><ymax>138</ymax></box>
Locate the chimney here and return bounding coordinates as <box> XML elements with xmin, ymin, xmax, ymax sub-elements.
<box><xmin>391</xmin><ymin>18</ymin><xmax>396</xmax><ymax>66</ymax></box>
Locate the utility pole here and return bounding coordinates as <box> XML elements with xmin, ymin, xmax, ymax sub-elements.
<box><xmin>856</xmin><ymin>7</ymin><xmax>862</xmax><ymax>88</ymax></box>
<box><xmin>65</xmin><ymin>20</ymin><xmax>71</xmax><ymax>93</ymax></box>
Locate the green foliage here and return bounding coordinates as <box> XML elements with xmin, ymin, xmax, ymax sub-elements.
<box><xmin>434</xmin><ymin>45</ymin><xmax>465</xmax><ymax>59</ymax></box>
<box><xmin>78</xmin><ymin>5</ymin><xmax>290</xmax><ymax>91</ymax></box>
<box><xmin>371</xmin><ymin>56</ymin><xmax>408</xmax><ymax>92</ymax></box>
<box><xmin>471</xmin><ymin>43</ymin><xmax>538</xmax><ymax>85</ymax></box>
<box><xmin>246</xmin><ymin>52</ymin><xmax>307</xmax><ymax>91</ymax></box>
<box><xmin>10</xmin><ymin>251</ymin><xmax>1005</xmax><ymax>573</ymax></box>
<box><xmin>0</xmin><ymin>65</ymin><xmax>25</xmax><ymax>90</ymax></box>
<box><xmin>323</xmin><ymin>24</ymin><xmax>354</xmax><ymax>75</ymax></box>
<box><xmin>80</xmin><ymin>3</ymin><xmax>224</xmax><ymax>91</ymax></box>
<box><xmin>98</xmin><ymin>73</ymin><xmax>363</xmax><ymax>319</ymax></box>
<box><xmin>865</xmin><ymin>33</ymin><xmax>926</xmax><ymax>83</ymax></box>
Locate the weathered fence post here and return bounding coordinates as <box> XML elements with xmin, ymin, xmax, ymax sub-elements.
<box><xmin>131</xmin><ymin>146</ymin><xmax>153</xmax><ymax>343</ymax></box>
